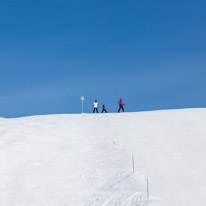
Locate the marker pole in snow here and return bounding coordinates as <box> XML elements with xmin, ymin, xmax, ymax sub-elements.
<box><xmin>81</xmin><ymin>96</ymin><xmax>85</xmax><ymax>113</ymax></box>
<box><xmin>147</xmin><ymin>177</ymin><xmax>149</xmax><ymax>202</ymax></box>
<box><xmin>132</xmin><ymin>152</ymin><xmax>135</xmax><ymax>173</ymax></box>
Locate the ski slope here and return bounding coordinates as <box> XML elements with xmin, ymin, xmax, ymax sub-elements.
<box><xmin>0</xmin><ymin>108</ymin><xmax>206</xmax><ymax>206</ymax></box>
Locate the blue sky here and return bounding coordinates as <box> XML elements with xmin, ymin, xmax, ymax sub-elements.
<box><xmin>0</xmin><ymin>0</ymin><xmax>206</xmax><ymax>117</ymax></box>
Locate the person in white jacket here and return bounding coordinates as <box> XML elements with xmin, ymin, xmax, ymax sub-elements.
<box><xmin>93</xmin><ymin>100</ymin><xmax>99</xmax><ymax>113</ymax></box>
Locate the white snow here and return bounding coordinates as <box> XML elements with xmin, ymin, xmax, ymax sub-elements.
<box><xmin>0</xmin><ymin>108</ymin><xmax>206</xmax><ymax>206</ymax></box>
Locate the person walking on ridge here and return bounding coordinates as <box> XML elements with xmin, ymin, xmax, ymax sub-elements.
<box><xmin>101</xmin><ymin>104</ymin><xmax>107</xmax><ymax>113</ymax></box>
<box><xmin>93</xmin><ymin>100</ymin><xmax>99</xmax><ymax>113</ymax></box>
<box><xmin>118</xmin><ymin>98</ymin><xmax>125</xmax><ymax>113</ymax></box>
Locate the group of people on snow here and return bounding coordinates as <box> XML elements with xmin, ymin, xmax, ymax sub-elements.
<box><xmin>93</xmin><ymin>98</ymin><xmax>125</xmax><ymax>113</ymax></box>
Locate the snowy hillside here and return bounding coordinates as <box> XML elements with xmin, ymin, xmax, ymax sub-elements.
<box><xmin>0</xmin><ymin>109</ymin><xmax>206</xmax><ymax>206</ymax></box>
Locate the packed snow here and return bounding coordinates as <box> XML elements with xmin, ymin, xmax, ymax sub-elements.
<box><xmin>0</xmin><ymin>108</ymin><xmax>206</xmax><ymax>206</ymax></box>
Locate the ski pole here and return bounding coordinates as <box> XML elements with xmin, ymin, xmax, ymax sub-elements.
<box><xmin>124</xmin><ymin>105</ymin><xmax>128</xmax><ymax>112</ymax></box>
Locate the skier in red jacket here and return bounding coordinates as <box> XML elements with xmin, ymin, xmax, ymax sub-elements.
<box><xmin>118</xmin><ymin>98</ymin><xmax>125</xmax><ymax>113</ymax></box>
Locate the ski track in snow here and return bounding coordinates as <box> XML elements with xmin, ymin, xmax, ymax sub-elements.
<box><xmin>78</xmin><ymin>135</ymin><xmax>150</xmax><ymax>206</ymax></box>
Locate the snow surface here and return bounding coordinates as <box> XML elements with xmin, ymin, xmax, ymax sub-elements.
<box><xmin>0</xmin><ymin>109</ymin><xmax>206</xmax><ymax>206</ymax></box>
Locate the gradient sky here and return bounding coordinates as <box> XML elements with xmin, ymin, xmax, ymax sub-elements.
<box><xmin>0</xmin><ymin>0</ymin><xmax>206</xmax><ymax>117</ymax></box>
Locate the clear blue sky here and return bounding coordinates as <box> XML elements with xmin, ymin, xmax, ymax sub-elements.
<box><xmin>0</xmin><ymin>0</ymin><xmax>206</xmax><ymax>117</ymax></box>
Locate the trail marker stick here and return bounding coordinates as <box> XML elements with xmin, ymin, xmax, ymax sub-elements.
<box><xmin>81</xmin><ymin>96</ymin><xmax>85</xmax><ymax>113</ymax></box>
<box><xmin>147</xmin><ymin>177</ymin><xmax>149</xmax><ymax>202</ymax></box>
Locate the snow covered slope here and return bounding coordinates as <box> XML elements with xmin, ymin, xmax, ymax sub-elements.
<box><xmin>0</xmin><ymin>109</ymin><xmax>206</xmax><ymax>206</ymax></box>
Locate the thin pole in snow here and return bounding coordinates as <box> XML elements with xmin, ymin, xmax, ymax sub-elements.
<box><xmin>132</xmin><ymin>152</ymin><xmax>135</xmax><ymax>173</ymax></box>
<box><xmin>81</xmin><ymin>96</ymin><xmax>85</xmax><ymax>113</ymax></box>
<box><xmin>147</xmin><ymin>177</ymin><xmax>149</xmax><ymax>202</ymax></box>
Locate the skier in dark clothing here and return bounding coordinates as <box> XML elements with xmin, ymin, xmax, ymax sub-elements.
<box><xmin>118</xmin><ymin>98</ymin><xmax>125</xmax><ymax>113</ymax></box>
<box><xmin>101</xmin><ymin>104</ymin><xmax>107</xmax><ymax>113</ymax></box>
